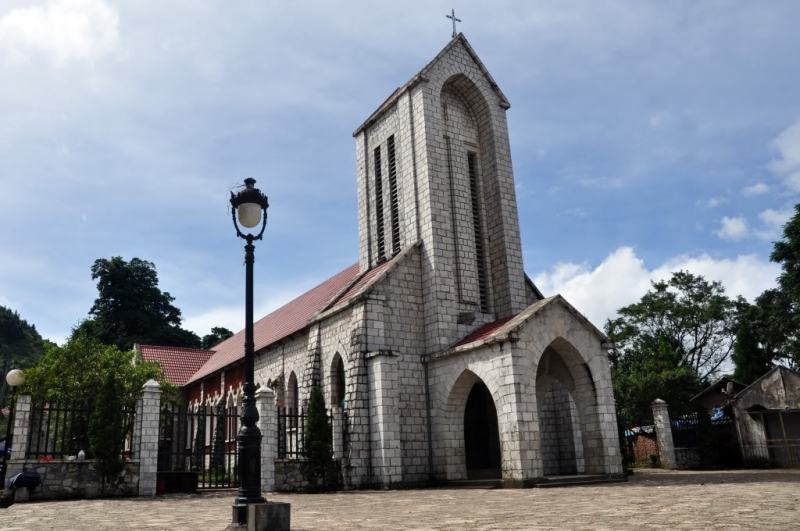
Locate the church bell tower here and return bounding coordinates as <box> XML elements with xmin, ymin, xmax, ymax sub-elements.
<box><xmin>353</xmin><ymin>34</ymin><xmax>528</xmax><ymax>351</ymax></box>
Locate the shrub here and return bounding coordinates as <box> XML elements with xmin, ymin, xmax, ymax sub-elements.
<box><xmin>304</xmin><ymin>386</ymin><xmax>333</xmax><ymax>486</ymax></box>
<box><xmin>89</xmin><ymin>373</ymin><xmax>126</xmax><ymax>488</ymax></box>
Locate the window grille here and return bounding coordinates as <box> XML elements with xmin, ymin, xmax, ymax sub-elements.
<box><xmin>374</xmin><ymin>146</ymin><xmax>386</xmax><ymax>261</ymax></box>
<box><xmin>468</xmin><ymin>151</ymin><xmax>488</xmax><ymax>312</ymax></box>
<box><xmin>387</xmin><ymin>135</ymin><xmax>401</xmax><ymax>255</ymax></box>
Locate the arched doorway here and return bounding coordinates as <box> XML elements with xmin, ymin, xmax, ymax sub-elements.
<box><xmin>535</xmin><ymin>338</ymin><xmax>605</xmax><ymax>475</ymax></box>
<box><xmin>463</xmin><ymin>381</ymin><xmax>502</xmax><ymax>479</ymax></box>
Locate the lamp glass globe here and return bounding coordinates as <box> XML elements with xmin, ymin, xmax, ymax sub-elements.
<box><xmin>237</xmin><ymin>203</ymin><xmax>262</xmax><ymax>228</ymax></box>
<box><xmin>6</xmin><ymin>369</ymin><xmax>25</xmax><ymax>387</ymax></box>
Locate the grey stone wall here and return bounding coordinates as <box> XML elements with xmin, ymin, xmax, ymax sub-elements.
<box><xmin>273</xmin><ymin>459</ymin><xmax>341</xmax><ymax>492</ymax></box>
<box><xmin>5</xmin><ymin>460</ymin><xmax>140</xmax><ymax>500</ymax></box>
<box><xmin>355</xmin><ymin>37</ymin><xmax>527</xmax><ymax>354</ymax></box>
<box><xmin>6</xmin><ymin>381</ymin><xmax>161</xmax><ymax>501</ymax></box>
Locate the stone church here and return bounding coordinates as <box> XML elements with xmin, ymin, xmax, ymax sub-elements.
<box><xmin>174</xmin><ymin>33</ymin><xmax>623</xmax><ymax>488</ymax></box>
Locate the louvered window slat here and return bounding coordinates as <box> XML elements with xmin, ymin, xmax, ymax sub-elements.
<box><xmin>387</xmin><ymin>135</ymin><xmax>401</xmax><ymax>256</ymax></box>
<box><xmin>468</xmin><ymin>152</ymin><xmax>488</xmax><ymax>312</ymax></box>
<box><xmin>374</xmin><ymin>146</ymin><xmax>386</xmax><ymax>262</ymax></box>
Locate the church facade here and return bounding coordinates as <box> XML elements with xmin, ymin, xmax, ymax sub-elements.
<box><xmin>182</xmin><ymin>34</ymin><xmax>623</xmax><ymax>487</ymax></box>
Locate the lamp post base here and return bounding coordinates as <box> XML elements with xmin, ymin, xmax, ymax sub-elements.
<box><xmin>228</xmin><ymin>501</ymin><xmax>291</xmax><ymax>531</ymax></box>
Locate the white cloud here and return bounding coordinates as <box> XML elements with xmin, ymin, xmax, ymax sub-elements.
<box><xmin>533</xmin><ymin>247</ymin><xmax>779</xmax><ymax>328</ymax></box>
<box><xmin>0</xmin><ymin>0</ymin><xmax>119</xmax><ymax>67</ymax></box>
<box><xmin>715</xmin><ymin>216</ymin><xmax>748</xmax><ymax>240</ymax></box>
<box><xmin>579</xmin><ymin>176</ymin><xmax>624</xmax><ymax>189</ymax></box>
<box><xmin>759</xmin><ymin>207</ymin><xmax>792</xmax><ymax>227</ymax></box>
<box><xmin>183</xmin><ymin>285</ymin><xmax>310</xmax><ymax>339</ymax></box>
<box><xmin>741</xmin><ymin>183</ymin><xmax>769</xmax><ymax>196</ymax></box>
<box><xmin>703</xmin><ymin>196</ymin><xmax>727</xmax><ymax>208</ymax></box>
<box><xmin>770</xmin><ymin>121</ymin><xmax>800</xmax><ymax>192</ymax></box>
<box><xmin>755</xmin><ymin>207</ymin><xmax>793</xmax><ymax>240</ymax></box>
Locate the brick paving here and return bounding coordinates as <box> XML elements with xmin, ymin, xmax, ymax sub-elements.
<box><xmin>3</xmin><ymin>469</ymin><xmax>799</xmax><ymax>530</ymax></box>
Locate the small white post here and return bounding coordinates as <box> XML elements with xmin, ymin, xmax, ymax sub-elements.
<box><xmin>255</xmin><ymin>387</ymin><xmax>276</xmax><ymax>493</ymax></box>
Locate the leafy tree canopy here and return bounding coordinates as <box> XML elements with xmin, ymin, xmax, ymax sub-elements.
<box><xmin>607</xmin><ymin>270</ymin><xmax>736</xmax><ymax>380</ymax></box>
<box><xmin>732</xmin><ymin>297</ymin><xmax>780</xmax><ymax>384</ymax></box>
<box><xmin>610</xmin><ymin>334</ymin><xmax>701</xmax><ymax>427</ymax></box>
<box><xmin>0</xmin><ymin>305</ymin><xmax>45</xmax><ymax>407</ymax></box>
<box><xmin>606</xmin><ymin>271</ymin><xmax>736</xmax><ymax>427</ymax></box>
<box><xmin>754</xmin><ymin>203</ymin><xmax>800</xmax><ymax>369</ymax></box>
<box><xmin>23</xmin><ymin>332</ymin><xmax>172</xmax><ymax>409</ymax></box>
<box><xmin>74</xmin><ymin>257</ymin><xmax>200</xmax><ymax>350</ymax></box>
<box><xmin>201</xmin><ymin>327</ymin><xmax>234</xmax><ymax>350</ymax></box>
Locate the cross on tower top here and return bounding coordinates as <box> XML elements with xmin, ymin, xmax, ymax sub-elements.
<box><xmin>446</xmin><ymin>8</ymin><xmax>461</xmax><ymax>39</ymax></box>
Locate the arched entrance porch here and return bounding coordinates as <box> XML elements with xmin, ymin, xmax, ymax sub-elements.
<box><xmin>535</xmin><ymin>338</ymin><xmax>606</xmax><ymax>476</ymax></box>
<box><xmin>442</xmin><ymin>369</ymin><xmax>503</xmax><ymax>481</ymax></box>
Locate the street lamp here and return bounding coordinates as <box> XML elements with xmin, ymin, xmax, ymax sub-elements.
<box><xmin>5</xmin><ymin>369</ymin><xmax>24</xmax><ymax>388</ymax></box>
<box><xmin>2</xmin><ymin>369</ymin><xmax>24</xmax><ymax>484</ymax></box>
<box><xmin>230</xmin><ymin>177</ymin><xmax>268</xmax><ymax>525</ymax></box>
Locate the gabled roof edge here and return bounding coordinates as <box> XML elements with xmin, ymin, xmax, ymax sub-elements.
<box><xmin>353</xmin><ymin>33</ymin><xmax>510</xmax><ymax>137</ymax></box>
<box><xmin>447</xmin><ymin>294</ymin><xmax>608</xmax><ymax>356</ymax></box>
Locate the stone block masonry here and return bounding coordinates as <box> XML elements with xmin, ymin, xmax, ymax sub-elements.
<box><xmin>6</xmin><ymin>379</ymin><xmax>162</xmax><ymax>501</ymax></box>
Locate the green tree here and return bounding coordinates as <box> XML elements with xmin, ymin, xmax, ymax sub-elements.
<box><xmin>75</xmin><ymin>257</ymin><xmax>200</xmax><ymax>350</ymax></box>
<box><xmin>24</xmin><ymin>333</ymin><xmax>170</xmax><ymax>410</ymax></box>
<box><xmin>607</xmin><ymin>271</ymin><xmax>735</xmax><ymax>427</ymax></box>
<box><xmin>760</xmin><ymin>203</ymin><xmax>800</xmax><ymax>368</ymax></box>
<box><xmin>304</xmin><ymin>386</ymin><xmax>332</xmax><ymax>486</ymax></box>
<box><xmin>732</xmin><ymin>299</ymin><xmax>776</xmax><ymax>384</ymax></box>
<box><xmin>0</xmin><ymin>306</ymin><xmax>44</xmax><ymax>408</ymax></box>
<box><xmin>89</xmin><ymin>373</ymin><xmax>126</xmax><ymax>488</ymax></box>
<box><xmin>201</xmin><ymin>327</ymin><xmax>234</xmax><ymax>349</ymax></box>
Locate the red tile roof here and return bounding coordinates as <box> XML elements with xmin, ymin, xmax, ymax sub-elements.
<box><xmin>326</xmin><ymin>258</ymin><xmax>396</xmax><ymax>310</ymax></box>
<box><xmin>454</xmin><ymin>316</ymin><xmax>515</xmax><ymax>348</ymax></box>
<box><xmin>187</xmin><ymin>263</ymin><xmax>361</xmax><ymax>385</ymax></box>
<box><xmin>139</xmin><ymin>345</ymin><xmax>215</xmax><ymax>387</ymax></box>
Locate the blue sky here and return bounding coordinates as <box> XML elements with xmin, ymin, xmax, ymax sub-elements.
<box><xmin>0</xmin><ymin>0</ymin><xmax>798</xmax><ymax>344</ymax></box>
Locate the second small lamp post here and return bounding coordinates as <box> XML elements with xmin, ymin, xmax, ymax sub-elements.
<box><xmin>230</xmin><ymin>177</ymin><xmax>268</xmax><ymax>525</ymax></box>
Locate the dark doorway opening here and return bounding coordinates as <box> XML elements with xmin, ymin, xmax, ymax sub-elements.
<box><xmin>464</xmin><ymin>381</ymin><xmax>502</xmax><ymax>479</ymax></box>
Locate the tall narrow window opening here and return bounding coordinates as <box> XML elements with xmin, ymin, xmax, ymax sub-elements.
<box><xmin>468</xmin><ymin>152</ymin><xmax>488</xmax><ymax>312</ymax></box>
<box><xmin>387</xmin><ymin>135</ymin><xmax>401</xmax><ymax>255</ymax></box>
<box><xmin>374</xmin><ymin>146</ymin><xmax>386</xmax><ymax>262</ymax></box>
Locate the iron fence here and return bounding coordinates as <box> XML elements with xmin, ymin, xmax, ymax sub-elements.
<box><xmin>157</xmin><ymin>403</ymin><xmax>239</xmax><ymax>489</ymax></box>
<box><xmin>741</xmin><ymin>443</ymin><xmax>800</xmax><ymax>468</ymax></box>
<box><xmin>26</xmin><ymin>400</ymin><xmax>135</xmax><ymax>460</ymax></box>
<box><xmin>276</xmin><ymin>407</ymin><xmax>336</xmax><ymax>460</ymax></box>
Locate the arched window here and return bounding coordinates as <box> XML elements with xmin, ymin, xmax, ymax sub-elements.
<box><xmin>331</xmin><ymin>354</ymin><xmax>346</xmax><ymax>408</ymax></box>
<box><xmin>287</xmin><ymin>371</ymin><xmax>298</xmax><ymax>413</ymax></box>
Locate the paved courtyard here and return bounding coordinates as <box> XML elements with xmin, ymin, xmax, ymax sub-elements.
<box><xmin>2</xmin><ymin>469</ymin><xmax>799</xmax><ymax>530</ymax></box>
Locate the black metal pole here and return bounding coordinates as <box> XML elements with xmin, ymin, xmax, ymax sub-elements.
<box><xmin>233</xmin><ymin>234</ymin><xmax>265</xmax><ymax>525</ymax></box>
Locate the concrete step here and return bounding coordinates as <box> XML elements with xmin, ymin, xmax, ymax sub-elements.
<box><xmin>536</xmin><ymin>474</ymin><xmax>626</xmax><ymax>488</ymax></box>
<box><xmin>442</xmin><ymin>478</ymin><xmax>503</xmax><ymax>489</ymax></box>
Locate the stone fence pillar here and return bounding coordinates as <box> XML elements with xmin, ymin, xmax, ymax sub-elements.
<box><xmin>9</xmin><ymin>394</ymin><xmax>32</xmax><ymax>462</ymax></box>
<box><xmin>651</xmin><ymin>398</ymin><xmax>676</xmax><ymax>469</ymax></box>
<box><xmin>331</xmin><ymin>406</ymin><xmax>344</xmax><ymax>460</ymax></box>
<box><xmin>138</xmin><ymin>379</ymin><xmax>162</xmax><ymax>496</ymax></box>
<box><xmin>256</xmin><ymin>387</ymin><xmax>276</xmax><ymax>493</ymax></box>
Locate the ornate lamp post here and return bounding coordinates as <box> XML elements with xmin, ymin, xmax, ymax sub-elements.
<box><xmin>2</xmin><ymin>369</ymin><xmax>25</xmax><ymax>486</ymax></box>
<box><xmin>230</xmin><ymin>177</ymin><xmax>268</xmax><ymax>525</ymax></box>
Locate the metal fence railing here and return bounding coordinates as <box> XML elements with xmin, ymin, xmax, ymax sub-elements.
<box><xmin>276</xmin><ymin>407</ymin><xmax>336</xmax><ymax>460</ymax></box>
<box><xmin>26</xmin><ymin>400</ymin><xmax>135</xmax><ymax>460</ymax></box>
<box><xmin>741</xmin><ymin>443</ymin><xmax>800</xmax><ymax>468</ymax></box>
<box><xmin>157</xmin><ymin>403</ymin><xmax>239</xmax><ymax>489</ymax></box>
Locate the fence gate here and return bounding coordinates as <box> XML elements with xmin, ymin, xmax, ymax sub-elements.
<box><xmin>158</xmin><ymin>403</ymin><xmax>239</xmax><ymax>489</ymax></box>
